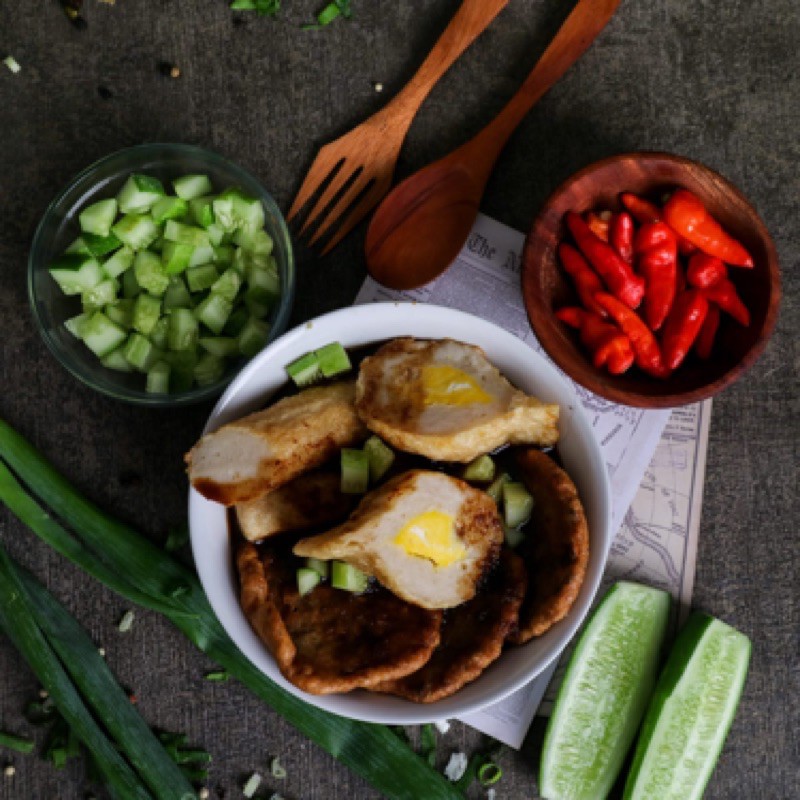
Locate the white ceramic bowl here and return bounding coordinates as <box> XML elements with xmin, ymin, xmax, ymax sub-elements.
<box><xmin>189</xmin><ymin>303</ymin><xmax>612</xmax><ymax>724</ymax></box>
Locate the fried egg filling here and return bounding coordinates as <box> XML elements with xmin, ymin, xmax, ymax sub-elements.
<box><xmin>394</xmin><ymin>510</ymin><xmax>466</xmax><ymax>567</ymax></box>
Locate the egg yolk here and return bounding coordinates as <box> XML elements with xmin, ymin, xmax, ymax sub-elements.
<box><xmin>394</xmin><ymin>511</ymin><xmax>466</xmax><ymax>567</ymax></box>
<box><xmin>421</xmin><ymin>365</ymin><xmax>492</xmax><ymax>407</ymax></box>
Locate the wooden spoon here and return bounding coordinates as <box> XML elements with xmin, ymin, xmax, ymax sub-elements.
<box><xmin>365</xmin><ymin>0</ymin><xmax>621</xmax><ymax>290</ymax></box>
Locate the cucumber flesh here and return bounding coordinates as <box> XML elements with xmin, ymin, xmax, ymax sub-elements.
<box><xmin>116</xmin><ymin>174</ymin><xmax>165</xmax><ymax>214</ymax></box>
<box><xmin>80</xmin><ymin>312</ymin><xmax>127</xmax><ymax>358</ymax></box>
<box><xmin>286</xmin><ymin>352</ymin><xmax>322</xmax><ymax>387</ymax></box>
<box><xmin>133</xmin><ymin>251</ymin><xmax>169</xmax><ymax>296</ymax></box>
<box><xmin>146</xmin><ymin>360</ymin><xmax>170</xmax><ymax>394</ymax></box>
<box><xmin>173</xmin><ymin>174</ymin><xmax>213</xmax><ymax>201</ymax></box>
<box><xmin>331</xmin><ymin>561</ymin><xmax>369</xmax><ymax>594</ymax></box>
<box><xmin>168</xmin><ymin>308</ymin><xmax>199</xmax><ymax>352</ymax></box>
<box><xmin>341</xmin><ymin>448</ymin><xmax>369</xmax><ymax>494</ymax></box>
<box><xmin>123</xmin><ymin>333</ymin><xmax>159</xmax><ymax>372</ymax></box>
<box><xmin>102</xmin><ymin>246</ymin><xmax>134</xmax><ymax>279</ymax></box>
<box><xmin>194</xmin><ymin>353</ymin><xmax>225</xmax><ymax>386</ymax></box>
<box><xmin>151</xmin><ymin>196</ymin><xmax>189</xmax><ymax>224</ymax></box>
<box><xmin>305</xmin><ymin>558</ymin><xmax>329</xmax><ymax>580</ymax></box>
<box><xmin>238</xmin><ymin>317</ymin><xmax>269</xmax><ymax>357</ymax></box>
<box><xmin>112</xmin><ymin>214</ymin><xmax>159</xmax><ymax>250</ymax></box>
<box><xmin>363</xmin><ymin>436</ymin><xmax>394</xmax><ymax>483</ymax></box>
<box><xmin>186</xmin><ymin>263</ymin><xmax>219</xmax><ymax>293</ymax></box>
<box><xmin>132</xmin><ymin>293</ymin><xmax>162</xmax><ymax>335</ymax></box>
<box><xmin>296</xmin><ymin>568</ymin><xmax>321</xmax><ymax>597</ymax></box>
<box><xmin>463</xmin><ymin>454</ymin><xmax>496</xmax><ymax>483</ymax></box>
<box><xmin>194</xmin><ymin>293</ymin><xmax>232</xmax><ymax>335</ymax></box>
<box><xmin>316</xmin><ymin>342</ymin><xmax>351</xmax><ymax>378</ymax></box>
<box><xmin>622</xmin><ymin>614</ymin><xmax>751</xmax><ymax>800</ymax></box>
<box><xmin>82</xmin><ymin>232</ymin><xmax>122</xmax><ymax>258</ymax></box>
<box><xmin>502</xmin><ymin>482</ymin><xmax>534</xmax><ymax>528</ymax></box>
<box><xmin>49</xmin><ymin>255</ymin><xmax>104</xmax><ymax>296</ymax></box>
<box><xmin>540</xmin><ymin>581</ymin><xmax>671</xmax><ymax>800</ymax></box>
<box><xmin>162</xmin><ymin>241</ymin><xmax>195</xmax><ymax>276</ymax></box>
<box><xmin>79</xmin><ymin>198</ymin><xmax>117</xmax><ymax>237</ymax></box>
<box><xmin>486</xmin><ymin>473</ymin><xmax>511</xmax><ymax>504</ymax></box>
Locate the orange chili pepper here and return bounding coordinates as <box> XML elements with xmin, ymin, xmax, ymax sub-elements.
<box><xmin>585</xmin><ymin>211</ymin><xmax>611</xmax><ymax>242</ymax></box>
<box><xmin>660</xmin><ymin>289</ymin><xmax>709</xmax><ymax>370</ymax></box>
<box><xmin>695</xmin><ymin>304</ymin><xmax>720</xmax><ymax>359</ymax></box>
<box><xmin>663</xmin><ymin>189</ymin><xmax>754</xmax><ymax>267</ymax></box>
<box><xmin>558</xmin><ymin>243</ymin><xmax>608</xmax><ymax>318</ymax></box>
<box><xmin>621</xmin><ymin>191</ymin><xmax>696</xmax><ymax>255</ymax></box>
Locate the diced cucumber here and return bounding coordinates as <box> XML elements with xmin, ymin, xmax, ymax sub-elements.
<box><xmin>79</xmin><ymin>198</ymin><xmax>117</xmax><ymax>237</ymax></box>
<box><xmin>105</xmin><ymin>298</ymin><xmax>134</xmax><ymax>329</ymax></box>
<box><xmin>123</xmin><ymin>333</ymin><xmax>159</xmax><ymax>372</ymax></box>
<box><xmin>132</xmin><ymin>293</ymin><xmax>162</xmax><ymax>335</ymax></box>
<box><xmin>504</xmin><ymin>526</ymin><xmax>526</xmax><ymax>548</ymax></box>
<box><xmin>80</xmin><ymin>312</ymin><xmax>127</xmax><ymax>358</ymax></box>
<box><xmin>212</xmin><ymin>244</ymin><xmax>235</xmax><ymax>265</ymax></box>
<box><xmin>116</xmin><ymin>174</ymin><xmax>165</xmax><ymax>214</ymax></box>
<box><xmin>194</xmin><ymin>353</ymin><xmax>225</xmax><ymax>386</ymax></box>
<box><xmin>199</xmin><ymin>337</ymin><xmax>239</xmax><ymax>358</ymax></box>
<box><xmin>164</xmin><ymin>220</ymin><xmax>210</xmax><ymax>247</ymax></box>
<box><xmin>363</xmin><ymin>436</ymin><xmax>394</xmax><ymax>483</ymax></box>
<box><xmin>148</xmin><ymin>235</ymin><xmax>166</xmax><ymax>254</ymax></box>
<box><xmin>247</xmin><ymin>267</ymin><xmax>280</xmax><ymax>307</ymax></box>
<box><xmin>146</xmin><ymin>360</ymin><xmax>170</xmax><ymax>394</ymax></box>
<box><xmin>149</xmin><ymin>315</ymin><xmax>170</xmax><ymax>350</ymax></box>
<box><xmin>102</xmin><ymin>245</ymin><xmax>134</xmax><ymax>279</ymax></box>
<box><xmin>65</xmin><ymin>236</ymin><xmax>91</xmax><ymax>255</ymax></box>
<box><xmin>173</xmin><ymin>174</ymin><xmax>213</xmax><ymax>201</ymax></box>
<box><xmin>49</xmin><ymin>254</ymin><xmax>104</xmax><ymax>296</ymax></box>
<box><xmin>463</xmin><ymin>454</ymin><xmax>496</xmax><ymax>483</ymax></box>
<box><xmin>244</xmin><ymin>294</ymin><xmax>272</xmax><ymax>320</ymax></box>
<box><xmin>207</xmin><ymin>224</ymin><xmax>227</xmax><ymax>247</ymax></box>
<box><xmin>163</xmin><ymin>277</ymin><xmax>193</xmax><ymax>310</ymax></box>
<box><xmin>486</xmin><ymin>472</ymin><xmax>511</xmax><ymax>504</ymax></box>
<box><xmin>238</xmin><ymin>318</ymin><xmax>270</xmax><ymax>357</ymax></box>
<box><xmin>316</xmin><ymin>342</ymin><xmax>351</xmax><ymax>378</ymax></box>
<box><xmin>296</xmin><ymin>567</ymin><xmax>321</xmax><ymax>597</ymax></box>
<box><xmin>623</xmin><ymin>614</ymin><xmax>751</xmax><ymax>800</ymax></box>
<box><xmin>188</xmin><ymin>244</ymin><xmax>215</xmax><ymax>269</ymax></box>
<box><xmin>64</xmin><ymin>313</ymin><xmax>90</xmax><ymax>339</ymax></box>
<box><xmin>82</xmin><ymin>231</ymin><xmax>122</xmax><ymax>258</ymax></box>
<box><xmin>189</xmin><ymin>196</ymin><xmax>216</xmax><ymax>228</ymax></box>
<box><xmin>502</xmin><ymin>482</ymin><xmax>534</xmax><ymax>528</ymax></box>
<box><xmin>233</xmin><ymin>226</ymin><xmax>273</xmax><ymax>254</ymax></box>
<box><xmin>81</xmin><ymin>279</ymin><xmax>118</xmax><ymax>311</ymax></box>
<box><xmin>194</xmin><ymin>293</ymin><xmax>232</xmax><ymax>335</ymax></box>
<box><xmin>341</xmin><ymin>448</ymin><xmax>369</xmax><ymax>494</ymax></box>
<box><xmin>305</xmin><ymin>558</ymin><xmax>329</xmax><ymax>580</ymax></box>
<box><xmin>133</xmin><ymin>250</ymin><xmax>169</xmax><ymax>296</ymax></box>
<box><xmin>212</xmin><ymin>188</ymin><xmax>265</xmax><ymax>232</ymax></box>
<box><xmin>540</xmin><ymin>582</ymin><xmax>671</xmax><ymax>800</ymax></box>
<box><xmin>331</xmin><ymin>561</ymin><xmax>369</xmax><ymax>594</ymax></box>
<box><xmin>210</xmin><ymin>267</ymin><xmax>242</xmax><ymax>302</ymax></box>
<box><xmin>223</xmin><ymin>306</ymin><xmax>249</xmax><ymax>337</ymax></box>
<box><xmin>101</xmin><ymin>346</ymin><xmax>133</xmax><ymax>372</ymax></box>
<box><xmin>162</xmin><ymin>241</ymin><xmax>195</xmax><ymax>276</ymax></box>
<box><xmin>112</xmin><ymin>213</ymin><xmax>159</xmax><ymax>250</ymax></box>
<box><xmin>165</xmin><ymin>350</ymin><xmax>197</xmax><ymax>392</ymax></box>
<box><xmin>286</xmin><ymin>352</ymin><xmax>322</xmax><ymax>387</ymax></box>
<box><xmin>150</xmin><ymin>196</ymin><xmax>189</xmax><ymax>224</ymax></box>
<box><xmin>167</xmin><ymin>308</ymin><xmax>199</xmax><ymax>352</ymax></box>
<box><xmin>186</xmin><ymin>263</ymin><xmax>219</xmax><ymax>293</ymax></box>
<box><xmin>122</xmin><ymin>267</ymin><xmax>141</xmax><ymax>299</ymax></box>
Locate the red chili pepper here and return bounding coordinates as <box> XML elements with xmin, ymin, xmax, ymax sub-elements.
<box><xmin>695</xmin><ymin>304</ymin><xmax>720</xmax><ymax>359</ymax></box>
<box><xmin>686</xmin><ymin>252</ymin><xmax>727</xmax><ymax>289</ymax></box>
<box><xmin>558</xmin><ymin>243</ymin><xmax>608</xmax><ymax>318</ymax></box>
<box><xmin>663</xmin><ymin>189</ymin><xmax>754</xmax><ymax>267</ymax></box>
<box><xmin>566</xmin><ymin>212</ymin><xmax>645</xmax><ymax>309</ymax></box>
<box><xmin>703</xmin><ymin>278</ymin><xmax>751</xmax><ymax>326</ymax></box>
<box><xmin>620</xmin><ymin>192</ymin><xmax>661</xmax><ymax>225</ymax></box>
<box><xmin>585</xmin><ymin>211</ymin><xmax>611</xmax><ymax>242</ymax></box>
<box><xmin>660</xmin><ymin>290</ymin><xmax>709</xmax><ymax>370</ymax></box>
<box><xmin>676</xmin><ymin>262</ymin><xmax>687</xmax><ymax>293</ymax></box>
<box><xmin>634</xmin><ymin>222</ymin><xmax>678</xmax><ymax>332</ymax></box>
<box><xmin>609</xmin><ymin>212</ymin><xmax>634</xmax><ymax>263</ymax></box>
<box><xmin>555</xmin><ymin>306</ymin><xmax>634</xmax><ymax>375</ymax></box>
<box><xmin>594</xmin><ymin>292</ymin><xmax>669</xmax><ymax>378</ymax></box>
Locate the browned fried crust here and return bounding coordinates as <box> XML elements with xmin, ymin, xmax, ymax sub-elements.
<box><xmin>508</xmin><ymin>448</ymin><xmax>590</xmax><ymax>644</ymax></box>
<box><xmin>237</xmin><ymin>542</ymin><xmax>442</xmax><ymax>695</ymax></box>
<box><xmin>374</xmin><ymin>549</ymin><xmax>527</xmax><ymax>703</ymax></box>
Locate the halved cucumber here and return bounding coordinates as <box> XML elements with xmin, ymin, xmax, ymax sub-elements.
<box><xmin>540</xmin><ymin>582</ymin><xmax>671</xmax><ymax>800</ymax></box>
<box><xmin>622</xmin><ymin>613</ymin><xmax>751</xmax><ymax>800</ymax></box>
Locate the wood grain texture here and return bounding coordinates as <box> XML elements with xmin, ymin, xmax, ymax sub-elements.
<box><xmin>0</xmin><ymin>1</ymin><xmax>797</xmax><ymax>798</ymax></box>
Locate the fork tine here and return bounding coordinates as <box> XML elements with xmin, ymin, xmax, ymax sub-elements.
<box><xmin>287</xmin><ymin>148</ymin><xmax>345</xmax><ymax>222</ymax></box>
<box><xmin>298</xmin><ymin>162</ymin><xmax>363</xmax><ymax>237</ymax></box>
<box><xmin>318</xmin><ymin>182</ymin><xmax>389</xmax><ymax>255</ymax></box>
<box><xmin>306</xmin><ymin>173</ymin><xmax>372</xmax><ymax>247</ymax></box>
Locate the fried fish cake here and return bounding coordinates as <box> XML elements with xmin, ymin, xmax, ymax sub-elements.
<box><xmin>355</xmin><ymin>338</ymin><xmax>559</xmax><ymax>463</ymax></box>
<box><xmin>293</xmin><ymin>470</ymin><xmax>504</xmax><ymax>610</ymax></box>
<box><xmin>373</xmin><ymin>548</ymin><xmax>527</xmax><ymax>703</ymax></box>
<box><xmin>236</xmin><ymin>472</ymin><xmax>354</xmax><ymax>542</ymax></box>
<box><xmin>237</xmin><ymin>542</ymin><xmax>442</xmax><ymax>695</ymax></box>
<box><xmin>508</xmin><ymin>448</ymin><xmax>590</xmax><ymax>644</ymax></box>
<box><xmin>187</xmin><ymin>381</ymin><xmax>368</xmax><ymax>506</ymax></box>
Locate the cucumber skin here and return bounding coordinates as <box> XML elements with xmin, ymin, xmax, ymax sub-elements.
<box><xmin>622</xmin><ymin>613</ymin><xmax>751</xmax><ymax>800</ymax></box>
<box><xmin>540</xmin><ymin>581</ymin><xmax>671</xmax><ymax>800</ymax></box>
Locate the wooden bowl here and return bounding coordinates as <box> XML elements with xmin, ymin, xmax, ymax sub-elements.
<box><xmin>522</xmin><ymin>152</ymin><xmax>781</xmax><ymax>408</ymax></box>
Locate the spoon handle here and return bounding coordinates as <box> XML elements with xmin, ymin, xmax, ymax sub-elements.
<box><xmin>468</xmin><ymin>0</ymin><xmax>621</xmax><ymax>176</ymax></box>
<box><xmin>382</xmin><ymin>0</ymin><xmax>510</xmax><ymax>125</ymax></box>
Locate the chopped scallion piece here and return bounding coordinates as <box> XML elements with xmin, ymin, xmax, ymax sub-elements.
<box><xmin>204</xmin><ymin>670</ymin><xmax>229</xmax><ymax>682</ymax></box>
<box><xmin>270</xmin><ymin>756</ymin><xmax>287</xmax><ymax>779</ymax></box>
<box><xmin>477</xmin><ymin>761</ymin><xmax>502</xmax><ymax>786</ymax></box>
<box><xmin>3</xmin><ymin>55</ymin><xmax>21</xmax><ymax>74</ymax></box>
<box><xmin>117</xmin><ymin>610</ymin><xmax>135</xmax><ymax>632</ymax></box>
<box><xmin>243</xmin><ymin>771</ymin><xmax>262</xmax><ymax>797</ymax></box>
<box><xmin>0</xmin><ymin>730</ymin><xmax>34</xmax><ymax>754</ymax></box>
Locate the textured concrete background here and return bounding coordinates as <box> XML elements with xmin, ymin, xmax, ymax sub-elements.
<box><xmin>0</xmin><ymin>1</ymin><xmax>798</xmax><ymax>798</ymax></box>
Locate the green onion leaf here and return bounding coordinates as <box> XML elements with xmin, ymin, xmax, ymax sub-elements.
<box><xmin>270</xmin><ymin>756</ymin><xmax>287</xmax><ymax>779</ymax></box>
<box><xmin>477</xmin><ymin>761</ymin><xmax>502</xmax><ymax>786</ymax></box>
<box><xmin>0</xmin><ymin>730</ymin><xmax>34</xmax><ymax>754</ymax></box>
<box><xmin>204</xmin><ymin>670</ymin><xmax>230</xmax><ymax>682</ymax></box>
<box><xmin>118</xmin><ymin>610</ymin><xmax>135</xmax><ymax>632</ymax></box>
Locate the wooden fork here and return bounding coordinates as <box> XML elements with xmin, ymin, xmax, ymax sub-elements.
<box><xmin>288</xmin><ymin>0</ymin><xmax>510</xmax><ymax>254</ymax></box>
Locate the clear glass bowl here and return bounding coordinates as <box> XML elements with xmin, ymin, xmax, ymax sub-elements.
<box><xmin>28</xmin><ymin>143</ymin><xmax>295</xmax><ymax>407</ymax></box>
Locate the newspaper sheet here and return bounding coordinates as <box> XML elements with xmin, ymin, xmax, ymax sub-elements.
<box><xmin>354</xmin><ymin>213</ymin><xmax>709</xmax><ymax>748</ymax></box>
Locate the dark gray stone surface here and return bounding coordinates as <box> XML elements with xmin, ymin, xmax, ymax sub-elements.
<box><xmin>0</xmin><ymin>1</ymin><xmax>797</xmax><ymax>798</ymax></box>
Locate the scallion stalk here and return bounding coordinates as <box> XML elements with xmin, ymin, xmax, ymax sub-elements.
<box><xmin>0</xmin><ymin>730</ymin><xmax>34</xmax><ymax>754</ymax></box>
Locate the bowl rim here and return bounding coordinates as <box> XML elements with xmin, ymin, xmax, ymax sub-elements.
<box><xmin>28</xmin><ymin>142</ymin><xmax>296</xmax><ymax>407</ymax></box>
<box><xmin>188</xmin><ymin>302</ymin><xmax>613</xmax><ymax>724</ymax></box>
<box><xmin>522</xmin><ymin>150</ymin><xmax>781</xmax><ymax>408</ymax></box>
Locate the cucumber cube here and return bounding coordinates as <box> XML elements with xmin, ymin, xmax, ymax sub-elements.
<box><xmin>105</xmin><ymin>298</ymin><xmax>134</xmax><ymax>328</ymax></box>
<box><xmin>133</xmin><ymin>251</ymin><xmax>169</xmax><ymax>296</ymax></box>
<box><xmin>81</xmin><ymin>312</ymin><xmax>127</xmax><ymax>358</ymax></box>
<box><xmin>233</xmin><ymin>227</ymin><xmax>273</xmax><ymax>255</ymax></box>
<box><xmin>149</xmin><ymin>315</ymin><xmax>170</xmax><ymax>349</ymax></box>
<box><xmin>151</xmin><ymin>196</ymin><xmax>189</xmax><ymax>224</ymax></box>
<box><xmin>210</xmin><ymin>267</ymin><xmax>242</xmax><ymax>302</ymax></box>
<box><xmin>223</xmin><ymin>306</ymin><xmax>249</xmax><ymax>337</ymax></box>
<box><xmin>244</xmin><ymin>294</ymin><xmax>272</xmax><ymax>321</ymax></box>
<box><xmin>102</xmin><ymin>246</ymin><xmax>135</xmax><ymax>279</ymax></box>
<box><xmin>340</xmin><ymin>448</ymin><xmax>369</xmax><ymax>494</ymax></box>
<box><xmin>246</xmin><ymin>266</ymin><xmax>280</xmax><ymax>306</ymax></box>
<box><xmin>238</xmin><ymin>317</ymin><xmax>270</xmax><ymax>357</ymax></box>
<box><xmin>189</xmin><ymin>196</ymin><xmax>215</xmax><ymax>228</ymax></box>
<box><xmin>116</xmin><ymin>174</ymin><xmax>165</xmax><ymax>214</ymax></box>
<box><xmin>132</xmin><ymin>293</ymin><xmax>162</xmax><ymax>335</ymax></box>
<box><xmin>502</xmin><ymin>482</ymin><xmax>534</xmax><ymax>528</ymax></box>
<box><xmin>81</xmin><ymin>279</ymin><xmax>118</xmax><ymax>311</ymax></box>
<box><xmin>173</xmin><ymin>174</ymin><xmax>213</xmax><ymax>201</ymax></box>
<box><xmin>286</xmin><ymin>352</ymin><xmax>321</xmax><ymax>387</ymax></box>
<box><xmin>123</xmin><ymin>332</ymin><xmax>159</xmax><ymax>372</ymax></box>
<box><xmin>186</xmin><ymin>263</ymin><xmax>219</xmax><ymax>293</ymax></box>
<box><xmin>206</xmin><ymin>224</ymin><xmax>227</xmax><ymax>247</ymax></box>
<box><xmin>163</xmin><ymin>277</ymin><xmax>193</xmax><ymax>310</ymax></box>
<box><xmin>296</xmin><ymin>568</ymin><xmax>321</xmax><ymax>597</ymax></box>
<box><xmin>331</xmin><ymin>561</ymin><xmax>369</xmax><ymax>593</ymax></box>
<box><xmin>194</xmin><ymin>293</ymin><xmax>232</xmax><ymax>335</ymax></box>
<box><xmin>194</xmin><ymin>353</ymin><xmax>225</xmax><ymax>386</ymax></box>
<box><xmin>122</xmin><ymin>268</ymin><xmax>141</xmax><ymax>299</ymax></box>
<box><xmin>212</xmin><ymin>188</ymin><xmax>264</xmax><ymax>232</ymax></box>
<box><xmin>146</xmin><ymin>360</ymin><xmax>170</xmax><ymax>394</ymax></box>
<box><xmin>199</xmin><ymin>337</ymin><xmax>239</xmax><ymax>358</ymax></box>
<box><xmin>49</xmin><ymin>254</ymin><xmax>104</xmax><ymax>296</ymax></box>
<box><xmin>504</xmin><ymin>526</ymin><xmax>526</xmax><ymax>548</ymax></box>
<box><xmin>65</xmin><ymin>236</ymin><xmax>91</xmax><ymax>255</ymax></box>
<box><xmin>167</xmin><ymin>308</ymin><xmax>199</xmax><ymax>351</ymax></box>
<box><xmin>212</xmin><ymin>245</ymin><xmax>235</xmax><ymax>265</ymax></box>
<box><xmin>164</xmin><ymin>220</ymin><xmax>210</xmax><ymax>247</ymax></box>
<box><xmin>165</xmin><ymin>349</ymin><xmax>198</xmax><ymax>392</ymax></box>
<box><xmin>79</xmin><ymin>198</ymin><xmax>117</xmax><ymax>237</ymax></box>
<box><xmin>64</xmin><ymin>313</ymin><xmax>90</xmax><ymax>339</ymax></box>
<box><xmin>148</xmin><ymin>236</ymin><xmax>166</xmax><ymax>253</ymax></box>
<box><xmin>112</xmin><ymin>214</ymin><xmax>159</xmax><ymax>250</ymax></box>
<box><xmin>486</xmin><ymin>473</ymin><xmax>511</xmax><ymax>504</ymax></box>
<box><xmin>101</xmin><ymin>347</ymin><xmax>133</xmax><ymax>373</ymax></box>
<box><xmin>363</xmin><ymin>436</ymin><xmax>395</xmax><ymax>483</ymax></box>
<box><xmin>463</xmin><ymin>455</ymin><xmax>496</xmax><ymax>483</ymax></box>
<box><xmin>188</xmin><ymin>244</ymin><xmax>215</xmax><ymax>268</ymax></box>
<box><xmin>162</xmin><ymin>241</ymin><xmax>195</xmax><ymax>276</ymax></box>
<box><xmin>305</xmin><ymin>558</ymin><xmax>329</xmax><ymax>579</ymax></box>
<box><xmin>82</xmin><ymin>232</ymin><xmax>122</xmax><ymax>258</ymax></box>
<box><xmin>316</xmin><ymin>342</ymin><xmax>351</xmax><ymax>378</ymax></box>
